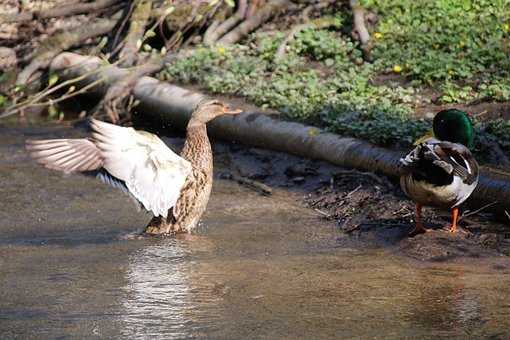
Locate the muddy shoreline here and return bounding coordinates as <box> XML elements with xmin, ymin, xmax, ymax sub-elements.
<box><xmin>212</xmin><ymin>126</ymin><xmax>510</xmax><ymax>262</ymax></box>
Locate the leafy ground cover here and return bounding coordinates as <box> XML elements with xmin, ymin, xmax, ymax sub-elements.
<box><xmin>159</xmin><ymin>0</ymin><xmax>510</xmax><ymax>156</ymax></box>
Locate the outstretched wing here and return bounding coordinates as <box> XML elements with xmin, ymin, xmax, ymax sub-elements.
<box><xmin>26</xmin><ymin>119</ymin><xmax>192</xmax><ymax>217</ymax></box>
<box><xmin>90</xmin><ymin>119</ymin><xmax>192</xmax><ymax>217</ymax></box>
<box><xmin>26</xmin><ymin>138</ymin><xmax>103</xmax><ymax>173</ymax></box>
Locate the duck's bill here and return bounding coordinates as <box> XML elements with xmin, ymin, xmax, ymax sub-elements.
<box><xmin>223</xmin><ymin>106</ymin><xmax>243</xmax><ymax>115</ymax></box>
<box><xmin>413</xmin><ymin>130</ymin><xmax>434</xmax><ymax>145</ymax></box>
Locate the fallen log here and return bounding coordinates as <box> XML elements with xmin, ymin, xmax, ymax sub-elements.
<box><xmin>0</xmin><ymin>0</ymin><xmax>121</xmax><ymax>24</ymax></box>
<box><xmin>16</xmin><ymin>14</ymin><xmax>121</xmax><ymax>85</ymax></box>
<box><xmin>49</xmin><ymin>52</ymin><xmax>510</xmax><ymax>223</ymax></box>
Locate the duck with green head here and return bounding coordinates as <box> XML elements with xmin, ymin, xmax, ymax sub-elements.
<box><xmin>400</xmin><ymin>109</ymin><xmax>479</xmax><ymax>236</ymax></box>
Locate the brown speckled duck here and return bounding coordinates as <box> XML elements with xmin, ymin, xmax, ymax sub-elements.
<box><xmin>26</xmin><ymin>100</ymin><xmax>241</xmax><ymax>235</ymax></box>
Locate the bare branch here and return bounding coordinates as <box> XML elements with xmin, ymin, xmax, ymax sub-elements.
<box><xmin>118</xmin><ymin>0</ymin><xmax>153</xmax><ymax>67</ymax></box>
<box><xmin>274</xmin><ymin>4</ymin><xmax>313</xmax><ymax>61</ymax></box>
<box><xmin>16</xmin><ymin>13</ymin><xmax>121</xmax><ymax>85</ymax></box>
<box><xmin>203</xmin><ymin>0</ymin><xmax>248</xmax><ymax>46</ymax></box>
<box><xmin>0</xmin><ymin>0</ymin><xmax>121</xmax><ymax>23</ymax></box>
<box><xmin>100</xmin><ymin>57</ymin><xmax>164</xmax><ymax>122</ymax></box>
<box><xmin>217</xmin><ymin>0</ymin><xmax>291</xmax><ymax>46</ymax></box>
<box><xmin>350</xmin><ymin>0</ymin><xmax>370</xmax><ymax>46</ymax></box>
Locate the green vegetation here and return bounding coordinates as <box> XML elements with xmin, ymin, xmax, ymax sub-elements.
<box><xmin>160</xmin><ymin>0</ymin><xmax>510</xmax><ymax>151</ymax></box>
<box><xmin>366</xmin><ymin>0</ymin><xmax>510</xmax><ymax>85</ymax></box>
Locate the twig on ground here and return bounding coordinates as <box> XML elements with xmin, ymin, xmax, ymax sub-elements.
<box><xmin>458</xmin><ymin>201</ymin><xmax>499</xmax><ymax>222</ymax></box>
<box><xmin>223</xmin><ymin>173</ymin><xmax>273</xmax><ymax>196</ymax></box>
<box><xmin>314</xmin><ymin>208</ymin><xmax>331</xmax><ymax>218</ymax></box>
<box><xmin>333</xmin><ymin>169</ymin><xmax>390</xmax><ymax>188</ymax></box>
<box><xmin>345</xmin><ymin>184</ymin><xmax>362</xmax><ymax>199</ymax></box>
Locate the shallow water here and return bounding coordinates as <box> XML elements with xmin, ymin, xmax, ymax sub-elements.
<box><xmin>1</xmin><ymin>122</ymin><xmax>510</xmax><ymax>339</ymax></box>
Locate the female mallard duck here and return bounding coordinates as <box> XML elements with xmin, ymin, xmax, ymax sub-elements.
<box><xmin>26</xmin><ymin>100</ymin><xmax>241</xmax><ymax>235</ymax></box>
<box><xmin>400</xmin><ymin>109</ymin><xmax>479</xmax><ymax>236</ymax></box>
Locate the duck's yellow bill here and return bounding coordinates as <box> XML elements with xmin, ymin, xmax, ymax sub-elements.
<box><xmin>413</xmin><ymin>130</ymin><xmax>434</xmax><ymax>145</ymax></box>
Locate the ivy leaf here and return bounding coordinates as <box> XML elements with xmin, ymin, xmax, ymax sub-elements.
<box><xmin>0</xmin><ymin>94</ymin><xmax>6</xmax><ymax>107</ymax></box>
<box><xmin>225</xmin><ymin>0</ymin><xmax>235</xmax><ymax>7</ymax></box>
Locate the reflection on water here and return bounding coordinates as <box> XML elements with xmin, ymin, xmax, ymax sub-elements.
<box><xmin>121</xmin><ymin>240</ymin><xmax>221</xmax><ymax>339</ymax></box>
<box><xmin>406</xmin><ymin>269</ymin><xmax>484</xmax><ymax>336</ymax></box>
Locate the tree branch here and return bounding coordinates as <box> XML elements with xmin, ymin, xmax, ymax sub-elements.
<box><xmin>350</xmin><ymin>0</ymin><xmax>372</xmax><ymax>59</ymax></box>
<box><xmin>203</xmin><ymin>0</ymin><xmax>248</xmax><ymax>46</ymax></box>
<box><xmin>217</xmin><ymin>0</ymin><xmax>291</xmax><ymax>46</ymax></box>
<box><xmin>100</xmin><ymin>57</ymin><xmax>164</xmax><ymax>122</ymax></box>
<box><xmin>16</xmin><ymin>13</ymin><xmax>121</xmax><ymax>85</ymax></box>
<box><xmin>118</xmin><ymin>0</ymin><xmax>153</xmax><ymax>67</ymax></box>
<box><xmin>0</xmin><ymin>0</ymin><xmax>121</xmax><ymax>23</ymax></box>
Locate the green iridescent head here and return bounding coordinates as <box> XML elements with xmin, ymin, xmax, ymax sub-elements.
<box><xmin>433</xmin><ymin>109</ymin><xmax>474</xmax><ymax>149</ymax></box>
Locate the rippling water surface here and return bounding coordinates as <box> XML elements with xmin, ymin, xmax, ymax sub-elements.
<box><xmin>1</xmin><ymin>123</ymin><xmax>510</xmax><ymax>339</ymax></box>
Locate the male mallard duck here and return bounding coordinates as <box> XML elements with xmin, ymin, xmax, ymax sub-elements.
<box><xmin>400</xmin><ymin>109</ymin><xmax>479</xmax><ymax>236</ymax></box>
<box><xmin>26</xmin><ymin>100</ymin><xmax>241</xmax><ymax>235</ymax></box>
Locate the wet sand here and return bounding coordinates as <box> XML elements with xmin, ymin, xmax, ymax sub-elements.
<box><xmin>1</xmin><ymin>122</ymin><xmax>510</xmax><ymax>339</ymax></box>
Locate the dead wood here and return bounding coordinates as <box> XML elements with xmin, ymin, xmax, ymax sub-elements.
<box><xmin>203</xmin><ymin>0</ymin><xmax>248</xmax><ymax>46</ymax></box>
<box><xmin>49</xmin><ymin>52</ymin><xmax>510</xmax><ymax>224</ymax></box>
<box><xmin>223</xmin><ymin>172</ymin><xmax>273</xmax><ymax>195</ymax></box>
<box><xmin>349</xmin><ymin>0</ymin><xmax>370</xmax><ymax>45</ymax></box>
<box><xmin>100</xmin><ymin>57</ymin><xmax>163</xmax><ymax>122</ymax></box>
<box><xmin>0</xmin><ymin>47</ymin><xmax>17</xmax><ymax>71</ymax></box>
<box><xmin>118</xmin><ymin>0</ymin><xmax>153</xmax><ymax>67</ymax></box>
<box><xmin>0</xmin><ymin>0</ymin><xmax>121</xmax><ymax>23</ymax></box>
<box><xmin>203</xmin><ymin>20</ymin><xmax>221</xmax><ymax>45</ymax></box>
<box><xmin>274</xmin><ymin>5</ymin><xmax>312</xmax><ymax>60</ymax></box>
<box><xmin>246</xmin><ymin>0</ymin><xmax>262</xmax><ymax>17</ymax></box>
<box><xmin>16</xmin><ymin>13</ymin><xmax>120</xmax><ymax>85</ymax></box>
<box><xmin>217</xmin><ymin>0</ymin><xmax>291</xmax><ymax>46</ymax></box>
<box><xmin>275</xmin><ymin>10</ymin><xmax>338</xmax><ymax>61</ymax></box>
<box><xmin>349</xmin><ymin>0</ymin><xmax>372</xmax><ymax>59</ymax></box>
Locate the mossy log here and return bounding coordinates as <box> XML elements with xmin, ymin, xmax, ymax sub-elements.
<box><xmin>50</xmin><ymin>52</ymin><xmax>510</xmax><ymax>224</ymax></box>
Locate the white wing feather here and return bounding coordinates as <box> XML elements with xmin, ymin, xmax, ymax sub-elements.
<box><xmin>91</xmin><ymin>119</ymin><xmax>192</xmax><ymax>217</ymax></box>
